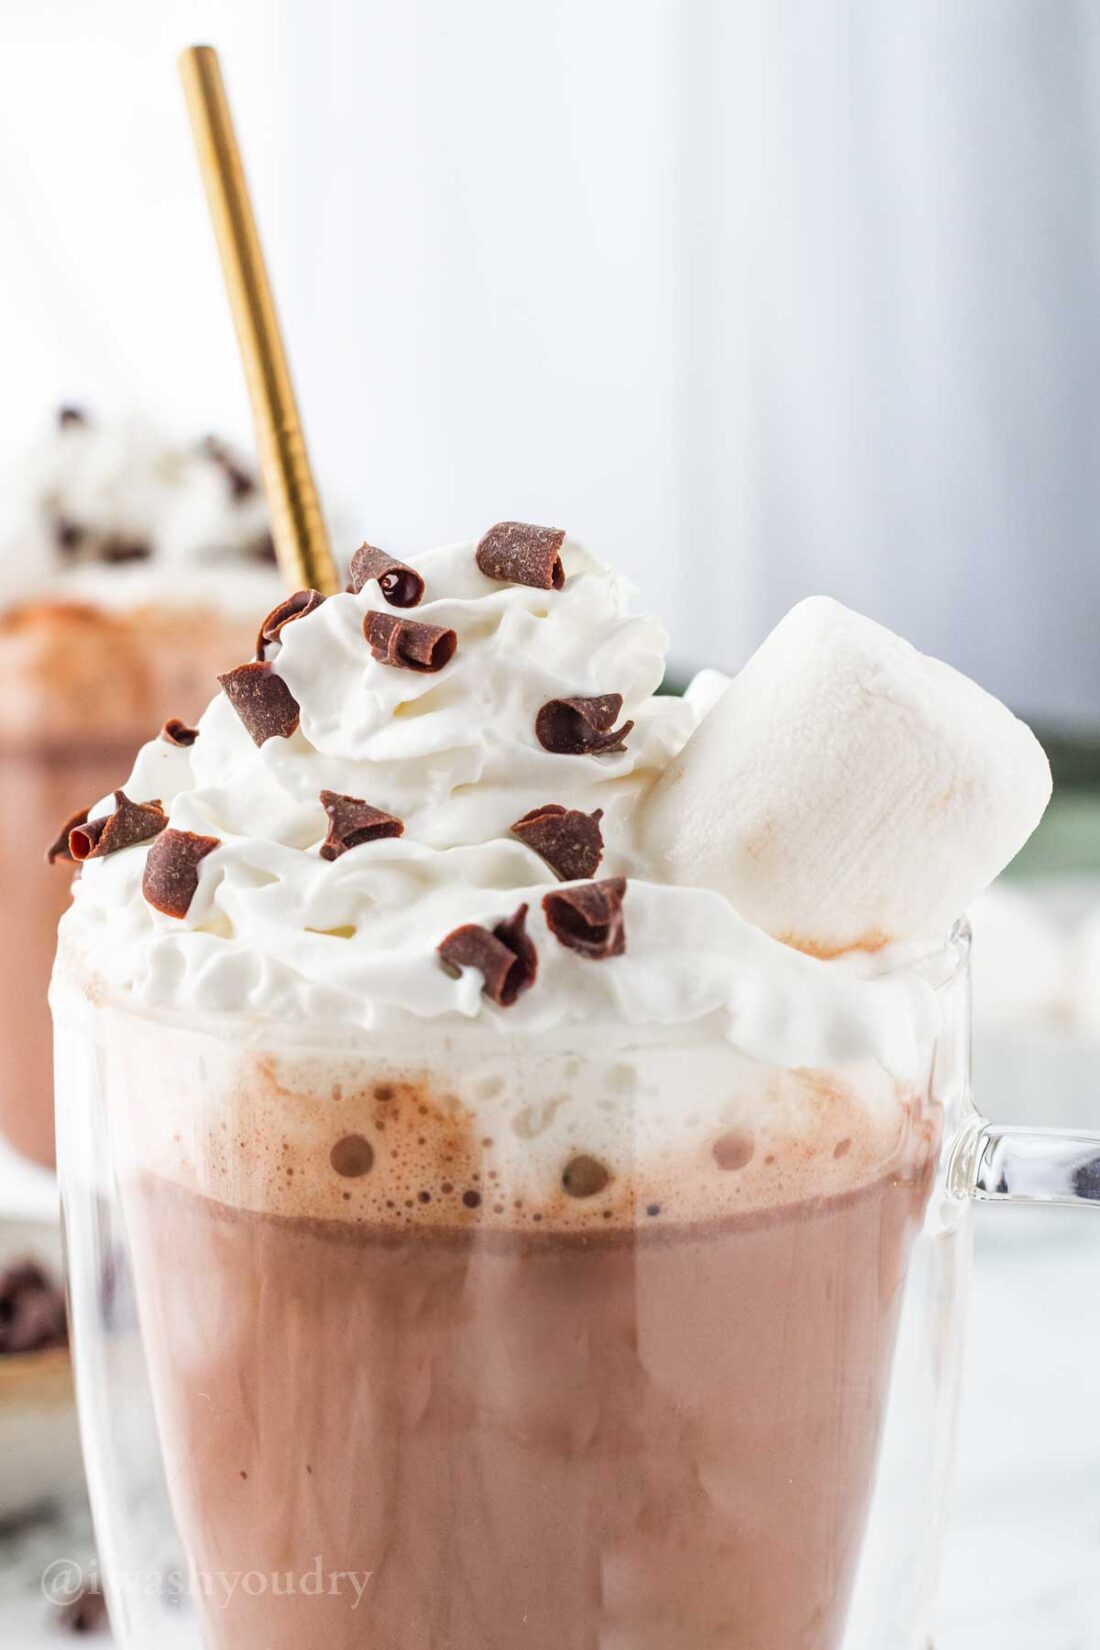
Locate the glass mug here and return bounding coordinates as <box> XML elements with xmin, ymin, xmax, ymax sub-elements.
<box><xmin>51</xmin><ymin>926</ymin><xmax>1099</xmax><ymax>1649</ymax></box>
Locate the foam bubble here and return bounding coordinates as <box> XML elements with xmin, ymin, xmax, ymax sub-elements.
<box><xmin>86</xmin><ymin>993</ymin><xmax>932</xmax><ymax>1235</ymax></box>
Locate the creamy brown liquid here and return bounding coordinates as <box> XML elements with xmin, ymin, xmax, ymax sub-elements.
<box><xmin>0</xmin><ymin>739</ymin><xmax>136</xmax><ymax>1166</ymax></box>
<box><xmin>0</xmin><ymin>599</ymin><xmax>267</xmax><ymax>1166</ymax></box>
<box><xmin>123</xmin><ymin>1157</ymin><xmax>932</xmax><ymax>1650</ymax></box>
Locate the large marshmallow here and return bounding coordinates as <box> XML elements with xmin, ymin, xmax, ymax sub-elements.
<box><xmin>643</xmin><ymin>597</ymin><xmax>1052</xmax><ymax>954</ymax></box>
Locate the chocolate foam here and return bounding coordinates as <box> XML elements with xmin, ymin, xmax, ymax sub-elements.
<box><xmin>96</xmin><ymin>997</ymin><xmax>931</xmax><ymax>1237</ymax></box>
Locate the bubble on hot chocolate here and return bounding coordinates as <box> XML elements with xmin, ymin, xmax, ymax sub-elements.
<box><xmin>57</xmin><ymin>530</ymin><xmax>945</xmax><ymax>1096</ymax></box>
<box><xmin>0</xmin><ymin>407</ymin><xmax>278</xmax><ymax>616</ymax></box>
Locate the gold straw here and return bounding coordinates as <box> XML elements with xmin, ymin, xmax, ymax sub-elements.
<box><xmin>179</xmin><ymin>45</ymin><xmax>339</xmax><ymax>596</ymax></box>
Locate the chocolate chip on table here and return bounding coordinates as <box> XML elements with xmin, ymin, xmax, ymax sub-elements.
<box><xmin>319</xmin><ymin>791</ymin><xmax>404</xmax><ymax>861</ymax></box>
<box><xmin>364</xmin><ymin>611</ymin><xmax>457</xmax><ymax>673</ymax></box>
<box><xmin>142</xmin><ymin>829</ymin><xmax>220</xmax><ymax>919</ymax></box>
<box><xmin>438</xmin><ymin>904</ymin><xmax>538</xmax><ymax>1006</ymax></box>
<box><xmin>219</xmin><ymin>662</ymin><xmax>301</xmax><ymax>745</ymax></box>
<box><xmin>543</xmin><ymin>878</ymin><xmax>627</xmax><ymax>960</ymax></box>
<box><xmin>348</xmin><ymin>544</ymin><xmax>425</xmax><ymax>607</ymax></box>
<box><xmin>56</xmin><ymin>1582</ymin><xmax>109</xmax><ymax>1634</ymax></box>
<box><xmin>47</xmin><ymin>806</ymin><xmax>90</xmax><ymax>865</ymax></box>
<box><xmin>160</xmin><ymin>717</ymin><xmax>200</xmax><ymax>747</ymax></box>
<box><xmin>511</xmin><ymin>803</ymin><xmax>604</xmax><ymax>881</ymax></box>
<box><xmin>534</xmin><ymin>694</ymin><xmax>633</xmax><ymax>756</ymax></box>
<box><xmin>68</xmin><ymin>792</ymin><xmax>168</xmax><ymax>862</ymax></box>
<box><xmin>256</xmin><ymin>589</ymin><xmax>327</xmax><ymax>659</ymax></box>
<box><xmin>475</xmin><ymin>522</ymin><xmax>566</xmax><ymax>590</ymax></box>
<box><xmin>0</xmin><ymin>1256</ymin><xmax>67</xmax><ymax>1355</ymax></box>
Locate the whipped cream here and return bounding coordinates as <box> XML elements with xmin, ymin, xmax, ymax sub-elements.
<box><xmin>0</xmin><ymin>411</ymin><xmax>278</xmax><ymax>618</ymax></box>
<box><xmin>56</xmin><ymin>539</ymin><xmax>942</xmax><ymax>1083</ymax></box>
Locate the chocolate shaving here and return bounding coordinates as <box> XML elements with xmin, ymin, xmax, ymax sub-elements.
<box><xmin>320</xmin><ymin>790</ymin><xmax>404</xmax><ymax>860</ymax></box>
<box><xmin>535</xmin><ymin>694</ymin><xmax>633</xmax><ymax>756</ymax></box>
<box><xmin>364</xmin><ymin>611</ymin><xmax>457</xmax><ymax>673</ymax></box>
<box><xmin>349</xmin><ymin>543</ymin><xmax>425</xmax><ymax>607</ymax></box>
<box><xmin>142</xmin><ymin>829</ymin><xmax>220</xmax><ymax>918</ymax></box>
<box><xmin>249</xmin><ymin>531</ymin><xmax>278</xmax><ymax>566</ymax></box>
<box><xmin>201</xmin><ymin>434</ymin><xmax>258</xmax><ymax>501</ymax></box>
<box><xmin>69</xmin><ymin>792</ymin><xmax>168</xmax><ymax>862</ymax></box>
<box><xmin>437</xmin><ymin>903</ymin><xmax>538</xmax><ymax>1007</ymax></box>
<box><xmin>161</xmin><ymin>717</ymin><xmax>199</xmax><ymax>747</ymax></box>
<box><xmin>54</xmin><ymin>518</ymin><xmax>86</xmax><ymax>553</ymax></box>
<box><xmin>47</xmin><ymin>806</ymin><xmax>89</xmax><ymax>865</ymax></box>
<box><xmin>476</xmin><ymin>521</ymin><xmax>565</xmax><ymax>590</ymax></box>
<box><xmin>99</xmin><ymin>534</ymin><xmax>151</xmax><ymax>564</ymax></box>
<box><xmin>512</xmin><ymin>804</ymin><xmax>604</xmax><ymax>881</ymax></box>
<box><xmin>256</xmin><ymin>589</ymin><xmax>326</xmax><ymax>658</ymax></box>
<box><xmin>57</xmin><ymin>405</ymin><xmax>88</xmax><ymax>430</ymax></box>
<box><xmin>219</xmin><ymin>662</ymin><xmax>301</xmax><ymax>745</ymax></box>
<box><xmin>543</xmin><ymin>877</ymin><xmax>626</xmax><ymax>960</ymax></box>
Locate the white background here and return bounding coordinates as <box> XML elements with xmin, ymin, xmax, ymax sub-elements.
<box><xmin>2</xmin><ymin>0</ymin><xmax>1099</xmax><ymax>717</ymax></box>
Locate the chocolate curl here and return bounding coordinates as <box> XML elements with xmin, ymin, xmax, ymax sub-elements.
<box><xmin>364</xmin><ymin>611</ymin><xmax>457</xmax><ymax>674</ymax></box>
<box><xmin>543</xmin><ymin>877</ymin><xmax>627</xmax><ymax>960</ymax></box>
<box><xmin>250</xmin><ymin>531</ymin><xmax>278</xmax><ymax>566</ymax></box>
<box><xmin>511</xmin><ymin>804</ymin><xmax>604</xmax><ymax>881</ymax></box>
<box><xmin>349</xmin><ymin>543</ymin><xmax>425</xmax><ymax>607</ymax></box>
<box><xmin>320</xmin><ymin>790</ymin><xmax>404</xmax><ymax>860</ymax></box>
<box><xmin>69</xmin><ymin>792</ymin><xmax>169</xmax><ymax>862</ymax></box>
<box><xmin>161</xmin><ymin>717</ymin><xmax>200</xmax><ymax>747</ymax></box>
<box><xmin>57</xmin><ymin>405</ymin><xmax>88</xmax><ymax>430</ymax></box>
<box><xmin>256</xmin><ymin>588</ymin><xmax>326</xmax><ymax>659</ymax></box>
<box><xmin>535</xmin><ymin>694</ymin><xmax>633</xmax><ymax>756</ymax></box>
<box><xmin>219</xmin><ymin>662</ymin><xmax>301</xmax><ymax>745</ymax></box>
<box><xmin>47</xmin><ymin>807</ymin><xmax>89</xmax><ymax>865</ymax></box>
<box><xmin>201</xmin><ymin>434</ymin><xmax>258</xmax><ymax>501</ymax></box>
<box><xmin>142</xmin><ymin>829</ymin><xmax>220</xmax><ymax>918</ymax></box>
<box><xmin>53</xmin><ymin>517</ymin><xmax>86</xmax><ymax>554</ymax></box>
<box><xmin>476</xmin><ymin>521</ymin><xmax>565</xmax><ymax>590</ymax></box>
<box><xmin>438</xmin><ymin>903</ymin><xmax>538</xmax><ymax>1007</ymax></box>
<box><xmin>99</xmin><ymin>534</ymin><xmax>151</xmax><ymax>563</ymax></box>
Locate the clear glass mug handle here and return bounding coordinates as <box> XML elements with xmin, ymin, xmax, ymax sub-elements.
<box><xmin>951</xmin><ymin>1117</ymin><xmax>1100</xmax><ymax>1207</ymax></box>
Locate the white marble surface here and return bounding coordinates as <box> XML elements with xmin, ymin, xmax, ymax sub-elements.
<box><xmin>936</xmin><ymin>1206</ymin><xmax>1100</xmax><ymax>1648</ymax></box>
<box><xmin>1</xmin><ymin>1180</ymin><xmax>1098</xmax><ymax>1646</ymax></box>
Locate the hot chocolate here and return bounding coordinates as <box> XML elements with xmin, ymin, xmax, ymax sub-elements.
<box><xmin>52</xmin><ymin>527</ymin><xmax>1049</xmax><ymax>1647</ymax></box>
<box><xmin>109</xmin><ymin>1021</ymin><xmax>936</xmax><ymax>1650</ymax></box>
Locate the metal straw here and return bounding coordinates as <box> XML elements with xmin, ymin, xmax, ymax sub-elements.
<box><xmin>179</xmin><ymin>45</ymin><xmax>339</xmax><ymax>595</ymax></box>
